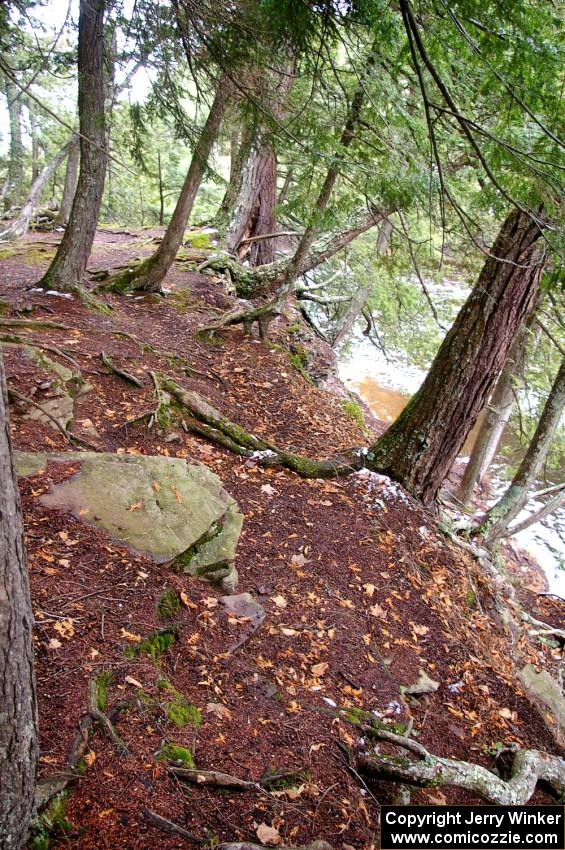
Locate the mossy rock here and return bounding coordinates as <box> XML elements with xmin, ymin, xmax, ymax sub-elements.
<box><xmin>16</xmin><ymin>451</ymin><xmax>243</xmax><ymax>590</ymax></box>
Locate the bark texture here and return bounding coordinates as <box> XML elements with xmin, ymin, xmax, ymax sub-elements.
<box><xmin>0</xmin><ymin>352</ymin><xmax>38</xmax><ymax>849</ymax></box>
<box><xmin>105</xmin><ymin>77</ymin><xmax>230</xmax><ymax>293</ymax></box>
<box><xmin>367</xmin><ymin>207</ymin><xmax>544</xmax><ymax>505</ymax></box>
<box><xmin>457</xmin><ymin>306</ymin><xmax>538</xmax><ymax>505</ymax></box>
<box><xmin>478</xmin><ymin>354</ymin><xmax>565</xmax><ymax>541</ymax></box>
<box><xmin>57</xmin><ymin>138</ymin><xmax>80</xmax><ymax>226</ymax></box>
<box><xmin>40</xmin><ymin>0</ymin><xmax>108</xmax><ymax>291</ymax></box>
<box><xmin>3</xmin><ymin>77</ymin><xmax>24</xmax><ymax>212</ymax></box>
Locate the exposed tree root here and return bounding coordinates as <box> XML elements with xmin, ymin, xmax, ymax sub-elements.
<box><xmin>170</xmin><ymin>767</ymin><xmax>256</xmax><ymax>789</ymax></box>
<box><xmin>7</xmin><ymin>386</ymin><xmax>98</xmax><ymax>450</ymax></box>
<box><xmin>160</xmin><ymin>376</ymin><xmax>360</xmax><ymax>477</ymax></box>
<box><xmin>357</xmin><ymin>728</ymin><xmax>565</xmax><ymax>804</ymax></box>
<box><xmin>100</xmin><ymin>351</ymin><xmax>144</xmax><ymax>388</ymax></box>
<box><xmin>35</xmin><ymin>683</ymin><xmax>129</xmax><ymax>812</ymax></box>
<box><xmin>1</xmin><ymin>333</ymin><xmax>82</xmax><ymax>371</ymax></box>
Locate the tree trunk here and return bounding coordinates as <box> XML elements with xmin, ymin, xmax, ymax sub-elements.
<box><xmin>57</xmin><ymin>138</ymin><xmax>79</xmax><ymax>226</ymax></box>
<box><xmin>3</xmin><ymin>77</ymin><xmax>24</xmax><ymax>212</ymax></box>
<box><xmin>331</xmin><ymin>218</ymin><xmax>393</xmax><ymax>348</ymax></box>
<box><xmin>105</xmin><ymin>76</ymin><xmax>230</xmax><ymax>293</ymax></box>
<box><xmin>157</xmin><ymin>150</ymin><xmax>164</xmax><ymax>226</ymax></box>
<box><xmin>367</xmin><ymin>207</ymin><xmax>545</xmax><ymax>505</ymax></box>
<box><xmin>29</xmin><ymin>107</ymin><xmax>40</xmax><ymax>184</ymax></box>
<box><xmin>0</xmin><ymin>352</ymin><xmax>38</xmax><ymax>850</ymax></box>
<box><xmin>214</xmin><ymin>125</ymin><xmax>251</xmax><ymax>234</ymax></box>
<box><xmin>456</xmin><ymin>305</ymin><xmax>538</xmax><ymax>505</ymax></box>
<box><xmin>226</xmin><ymin>133</ymin><xmax>278</xmax><ymax>266</ymax></box>
<box><xmin>0</xmin><ymin>138</ymin><xmax>77</xmax><ymax>241</ymax></box>
<box><xmin>478</xmin><ymin>354</ymin><xmax>565</xmax><ymax>541</ymax></box>
<box><xmin>39</xmin><ymin>0</ymin><xmax>108</xmax><ymax>291</ymax></box>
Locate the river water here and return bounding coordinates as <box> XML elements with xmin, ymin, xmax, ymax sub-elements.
<box><xmin>338</xmin><ymin>337</ymin><xmax>565</xmax><ymax>599</ymax></box>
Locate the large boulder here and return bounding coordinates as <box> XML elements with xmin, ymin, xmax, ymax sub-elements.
<box><xmin>16</xmin><ymin>451</ymin><xmax>243</xmax><ymax>591</ymax></box>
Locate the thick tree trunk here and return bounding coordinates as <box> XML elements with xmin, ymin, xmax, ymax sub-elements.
<box><xmin>331</xmin><ymin>218</ymin><xmax>393</xmax><ymax>348</ymax></box>
<box><xmin>0</xmin><ymin>352</ymin><xmax>38</xmax><ymax>850</ymax></box>
<box><xmin>3</xmin><ymin>78</ymin><xmax>24</xmax><ymax>212</ymax></box>
<box><xmin>478</xmin><ymin>354</ymin><xmax>565</xmax><ymax>541</ymax></box>
<box><xmin>226</xmin><ymin>133</ymin><xmax>278</xmax><ymax>266</ymax></box>
<box><xmin>456</xmin><ymin>307</ymin><xmax>538</xmax><ymax>505</ymax></box>
<box><xmin>39</xmin><ymin>0</ymin><xmax>108</xmax><ymax>291</ymax></box>
<box><xmin>0</xmin><ymin>138</ymin><xmax>77</xmax><ymax>241</ymax></box>
<box><xmin>105</xmin><ymin>77</ymin><xmax>230</xmax><ymax>293</ymax></box>
<box><xmin>57</xmin><ymin>138</ymin><xmax>79</xmax><ymax>226</ymax></box>
<box><xmin>367</xmin><ymin>207</ymin><xmax>545</xmax><ymax>505</ymax></box>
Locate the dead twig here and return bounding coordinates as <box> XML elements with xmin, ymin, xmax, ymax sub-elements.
<box><xmin>100</xmin><ymin>351</ymin><xmax>144</xmax><ymax>388</ymax></box>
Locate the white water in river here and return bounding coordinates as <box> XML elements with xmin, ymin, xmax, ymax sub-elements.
<box><xmin>339</xmin><ymin>336</ymin><xmax>565</xmax><ymax>599</ymax></box>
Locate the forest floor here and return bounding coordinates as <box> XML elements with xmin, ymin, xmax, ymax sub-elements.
<box><xmin>1</xmin><ymin>228</ymin><xmax>563</xmax><ymax>850</ymax></box>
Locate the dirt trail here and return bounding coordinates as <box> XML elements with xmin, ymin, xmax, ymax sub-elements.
<box><xmin>1</xmin><ymin>230</ymin><xmax>562</xmax><ymax>849</ymax></box>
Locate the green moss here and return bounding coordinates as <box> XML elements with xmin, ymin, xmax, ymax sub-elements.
<box><xmin>156</xmin><ymin>588</ymin><xmax>181</xmax><ymax>620</ymax></box>
<box><xmin>0</xmin><ymin>299</ymin><xmax>8</xmax><ymax>315</ymax></box>
<box><xmin>31</xmin><ymin>792</ymin><xmax>73</xmax><ymax>850</ymax></box>
<box><xmin>286</xmin><ymin>322</ymin><xmax>301</xmax><ymax>335</ymax></box>
<box><xmin>184</xmin><ymin>230</ymin><xmax>213</xmax><ymax>250</ymax></box>
<box><xmin>158</xmin><ymin>678</ymin><xmax>202</xmax><ymax>728</ymax></box>
<box><xmin>125</xmin><ymin>626</ymin><xmax>178</xmax><ymax>660</ymax></box>
<box><xmin>157</xmin><ymin>741</ymin><xmax>196</xmax><ymax>767</ymax></box>
<box><xmin>288</xmin><ymin>345</ymin><xmax>312</xmax><ymax>382</ymax></box>
<box><xmin>342</xmin><ymin>399</ymin><xmax>368</xmax><ymax>433</ymax></box>
<box><xmin>95</xmin><ymin>671</ymin><xmax>112</xmax><ymax>711</ymax></box>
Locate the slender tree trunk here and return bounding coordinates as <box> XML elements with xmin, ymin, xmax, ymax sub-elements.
<box><xmin>157</xmin><ymin>150</ymin><xmax>164</xmax><ymax>226</ymax></box>
<box><xmin>367</xmin><ymin>207</ymin><xmax>545</xmax><ymax>505</ymax></box>
<box><xmin>331</xmin><ymin>218</ymin><xmax>393</xmax><ymax>348</ymax></box>
<box><xmin>0</xmin><ymin>139</ymin><xmax>77</xmax><ymax>241</ymax></box>
<box><xmin>57</xmin><ymin>138</ymin><xmax>79</xmax><ymax>226</ymax></box>
<box><xmin>105</xmin><ymin>76</ymin><xmax>230</xmax><ymax>293</ymax></box>
<box><xmin>456</xmin><ymin>304</ymin><xmax>540</xmax><ymax>505</ymax></box>
<box><xmin>506</xmin><ymin>487</ymin><xmax>565</xmax><ymax>537</ymax></box>
<box><xmin>29</xmin><ymin>107</ymin><xmax>40</xmax><ymax>184</ymax></box>
<box><xmin>0</xmin><ymin>352</ymin><xmax>38</xmax><ymax>850</ymax></box>
<box><xmin>39</xmin><ymin>0</ymin><xmax>108</xmax><ymax>291</ymax></box>
<box><xmin>478</xmin><ymin>355</ymin><xmax>565</xmax><ymax>541</ymax></box>
<box><xmin>214</xmin><ymin>125</ymin><xmax>251</xmax><ymax>233</ymax></box>
<box><xmin>3</xmin><ymin>78</ymin><xmax>24</xmax><ymax>212</ymax></box>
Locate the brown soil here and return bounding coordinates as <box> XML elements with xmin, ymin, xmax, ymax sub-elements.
<box><xmin>1</xmin><ymin>230</ymin><xmax>563</xmax><ymax>850</ymax></box>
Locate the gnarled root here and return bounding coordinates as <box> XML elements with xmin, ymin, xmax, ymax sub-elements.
<box><xmin>160</xmin><ymin>376</ymin><xmax>360</xmax><ymax>478</ymax></box>
<box><xmin>357</xmin><ymin>728</ymin><xmax>565</xmax><ymax>804</ymax></box>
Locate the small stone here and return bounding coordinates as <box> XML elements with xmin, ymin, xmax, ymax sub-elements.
<box><xmin>164</xmin><ymin>431</ymin><xmax>181</xmax><ymax>443</ymax></box>
<box><xmin>405</xmin><ymin>668</ymin><xmax>440</xmax><ymax>696</ymax></box>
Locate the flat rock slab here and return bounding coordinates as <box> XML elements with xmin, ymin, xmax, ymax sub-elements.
<box><xmin>16</xmin><ymin>451</ymin><xmax>243</xmax><ymax>590</ymax></box>
<box><xmin>520</xmin><ymin>663</ymin><xmax>565</xmax><ymax>745</ymax></box>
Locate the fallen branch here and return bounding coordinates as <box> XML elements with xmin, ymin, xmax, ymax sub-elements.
<box><xmin>143</xmin><ymin>809</ymin><xmax>204</xmax><ymax>843</ymax></box>
<box><xmin>100</xmin><ymin>351</ymin><xmax>144</xmax><ymax>388</ymax></box>
<box><xmin>357</xmin><ymin>729</ymin><xmax>565</xmax><ymax>804</ymax></box>
<box><xmin>170</xmin><ymin>767</ymin><xmax>256</xmax><ymax>789</ymax></box>
<box><xmin>0</xmin><ymin>318</ymin><xmax>72</xmax><ymax>331</ymax></box>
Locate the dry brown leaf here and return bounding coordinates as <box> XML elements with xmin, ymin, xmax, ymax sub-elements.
<box><xmin>311</xmin><ymin>662</ymin><xmax>329</xmax><ymax>677</ymax></box>
<box><xmin>369</xmin><ymin>603</ymin><xmax>387</xmax><ymax>619</ymax></box>
<box><xmin>120</xmin><ymin>628</ymin><xmax>141</xmax><ymax>642</ymax></box>
<box><xmin>256</xmin><ymin>823</ymin><xmax>282</xmax><ymax>846</ymax></box>
<box><xmin>126</xmin><ymin>500</ymin><xmax>144</xmax><ymax>512</ymax></box>
<box><xmin>84</xmin><ymin>750</ymin><xmax>96</xmax><ymax>767</ymax></box>
<box><xmin>206</xmin><ymin>702</ymin><xmax>232</xmax><ymax>720</ymax></box>
<box><xmin>125</xmin><ymin>675</ymin><xmax>143</xmax><ymax>688</ymax></box>
<box><xmin>271</xmin><ymin>594</ymin><xmax>287</xmax><ymax>608</ymax></box>
<box><xmin>363</xmin><ymin>582</ymin><xmax>376</xmax><ymax>597</ymax></box>
<box><xmin>54</xmin><ymin>618</ymin><xmax>74</xmax><ymax>639</ymax></box>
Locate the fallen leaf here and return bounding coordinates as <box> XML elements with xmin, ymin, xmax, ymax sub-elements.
<box><xmin>206</xmin><ymin>702</ymin><xmax>232</xmax><ymax>720</ymax></box>
<box><xmin>98</xmin><ymin>809</ymin><xmax>113</xmax><ymax>819</ymax></box>
<box><xmin>499</xmin><ymin>707</ymin><xmax>513</xmax><ymax>720</ymax></box>
<box><xmin>363</xmin><ymin>583</ymin><xmax>376</xmax><ymax>597</ymax></box>
<box><xmin>48</xmin><ymin>638</ymin><xmax>62</xmax><ymax>650</ymax></box>
<box><xmin>369</xmin><ymin>603</ymin><xmax>387</xmax><ymax>619</ymax></box>
<box><xmin>120</xmin><ymin>628</ymin><xmax>141</xmax><ymax>642</ymax></box>
<box><xmin>151</xmin><ymin>480</ymin><xmax>161</xmax><ymax>493</ymax></box>
<box><xmin>290</xmin><ymin>553</ymin><xmax>309</xmax><ymax>567</ymax></box>
<box><xmin>271</xmin><ymin>594</ymin><xmax>287</xmax><ymax>608</ymax></box>
<box><xmin>127</xmin><ymin>500</ymin><xmax>144</xmax><ymax>512</ymax></box>
<box><xmin>256</xmin><ymin>823</ymin><xmax>282</xmax><ymax>846</ymax></box>
<box><xmin>261</xmin><ymin>483</ymin><xmax>276</xmax><ymax>496</ymax></box>
<box><xmin>412</xmin><ymin>623</ymin><xmax>429</xmax><ymax>636</ymax></box>
<box><xmin>309</xmin><ymin>742</ymin><xmax>325</xmax><ymax>753</ymax></box>
<box><xmin>125</xmin><ymin>675</ymin><xmax>143</xmax><ymax>688</ymax></box>
<box><xmin>311</xmin><ymin>662</ymin><xmax>329</xmax><ymax>677</ymax></box>
<box><xmin>54</xmin><ymin>619</ymin><xmax>74</xmax><ymax>639</ymax></box>
<box><xmin>84</xmin><ymin>750</ymin><xmax>96</xmax><ymax>767</ymax></box>
<box><xmin>180</xmin><ymin>590</ymin><xmax>197</xmax><ymax>609</ymax></box>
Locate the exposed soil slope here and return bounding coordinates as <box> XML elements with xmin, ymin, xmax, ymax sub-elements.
<box><xmin>0</xmin><ymin>229</ymin><xmax>563</xmax><ymax>850</ymax></box>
